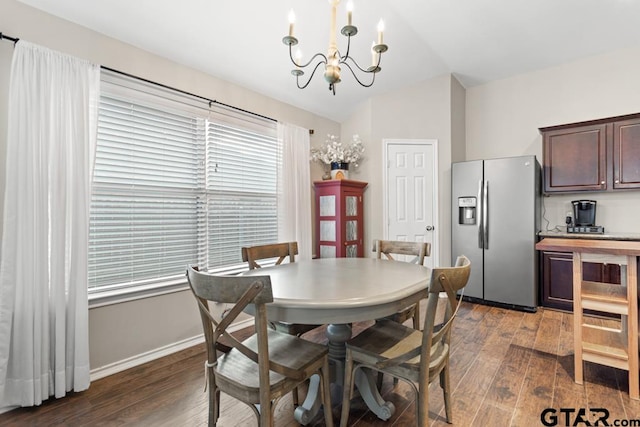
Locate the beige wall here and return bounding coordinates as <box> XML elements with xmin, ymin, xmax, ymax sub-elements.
<box><xmin>466</xmin><ymin>46</ymin><xmax>640</xmax><ymax>233</ymax></box>
<box><xmin>450</xmin><ymin>76</ymin><xmax>466</xmax><ymax>164</ymax></box>
<box><xmin>341</xmin><ymin>74</ymin><xmax>463</xmax><ymax>267</ymax></box>
<box><xmin>0</xmin><ymin>0</ymin><xmax>339</xmax><ymax>371</ymax></box>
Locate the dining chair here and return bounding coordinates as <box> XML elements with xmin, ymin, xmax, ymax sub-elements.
<box><xmin>242</xmin><ymin>242</ymin><xmax>324</xmax><ymax>408</ymax></box>
<box><xmin>186</xmin><ymin>265</ymin><xmax>334</xmax><ymax>427</ymax></box>
<box><xmin>241</xmin><ymin>242</ymin><xmax>320</xmax><ymax>338</ymax></box>
<box><xmin>339</xmin><ymin>255</ymin><xmax>471</xmax><ymax>427</ymax></box>
<box><xmin>373</xmin><ymin>239</ymin><xmax>431</xmax><ymax>329</ymax></box>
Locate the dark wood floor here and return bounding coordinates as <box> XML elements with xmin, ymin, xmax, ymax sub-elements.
<box><xmin>2</xmin><ymin>300</ymin><xmax>639</xmax><ymax>426</ymax></box>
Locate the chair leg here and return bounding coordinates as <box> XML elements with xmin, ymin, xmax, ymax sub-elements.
<box><xmin>207</xmin><ymin>390</ymin><xmax>215</xmax><ymax>426</ymax></box>
<box><xmin>377</xmin><ymin>371</ymin><xmax>399</xmax><ymax>388</ymax></box>
<box><xmin>417</xmin><ymin>380</ymin><xmax>430</xmax><ymax>427</ymax></box>
<box><xmin>376</xmin><ymin>371</ymin><xmax>383</xmax><ymax>390</ymax></box>
<box><xmin>340</xmin><ymin>350</ymin><xmax>355</xmax><ymax>427</ymax></box>
<box><xmin>292</xmin><ymin>386</ymin><xmax>299</xmax><ymax>406</ymax></box>
<box><xmin>208</xmin><ymin>375</ymin><xmax>219</xmax><ymax>426</ymax></box>
<box><xmin>321</xmin><ymin>358</ymin><xmax>335</xmax><ymax>427</ymax></box>
<box><xmin>259</xmin><ymin>399</ymin><xmax>274</xmax><ymax>427</ymax></box>
<box><xmin>413</xmin><ymin>303</ymin><xmax>421</xmax><ymax>330</ymax></box>
<box><xmin>440</xmin><ymin>364</ymin><xmax>453</xmax><ymax>423</ymax></box>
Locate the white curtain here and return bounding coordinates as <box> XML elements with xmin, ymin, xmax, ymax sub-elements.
<box><xmin>0</xmin><ymin>41</ymin><xmax>99</xmax><ymax>407</ymax></box>
<box><xmin>277</xmin><ymin>122</ymin><xmax>313</xmax><ymax>260</ymax></box>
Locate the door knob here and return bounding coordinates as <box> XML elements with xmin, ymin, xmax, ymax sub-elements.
<box><xmin>426</xmin><ymin>225</ymin><xmax>434</xmax><ymax>231</ymax></box>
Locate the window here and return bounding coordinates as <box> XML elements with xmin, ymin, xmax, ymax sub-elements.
<box><xmin>89</xmin><ymin>71</ymin><xmax>278</xmax><ymax>303</ymax></box>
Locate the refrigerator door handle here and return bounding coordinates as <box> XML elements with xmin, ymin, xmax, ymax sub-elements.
<box><xmin>477</xmin><ymin>179</ymin><xmax>484</xmax><ymax>249</ymax></box>
<box><xmin>483</xmin><ymin>180</ymin><xmax>489</xmax><ymax>249</ymax></box>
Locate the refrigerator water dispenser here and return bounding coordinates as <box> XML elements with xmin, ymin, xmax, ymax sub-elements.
<box><xmin>458</xmin><ymin>197</ymin><xmax>477</xmax><ymax>225</ymax></box>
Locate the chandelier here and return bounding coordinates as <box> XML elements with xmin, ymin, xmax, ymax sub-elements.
<box><xmin>282</xmin><ymin>0</ymin><xmax>388</xmax><ymax>95</ymax></box>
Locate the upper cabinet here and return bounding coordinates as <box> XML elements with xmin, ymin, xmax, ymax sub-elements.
<box><xmin>613</xmin><ymin>117</ymin><xmax>640</xmax><ymax>190</ymax></box>
<box><xmin>540</xmin><ymin>113</ymin><xmax>640</xmax><ymax>193</ymax></box>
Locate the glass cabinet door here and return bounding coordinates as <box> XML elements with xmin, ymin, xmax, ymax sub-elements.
<box><xmin>344</xmin><ymin>195</ymin><xmax>359</xmax><ymax>257</ymax></box>
<box><xmin>318</xmin><ymin>194</ymin><xmax>337</xmax><ymax>257</ymax></box>
<box><xmin>346</xmin><ymin>195</ymin><xmax>357</xmax><ymax>216</ymax></box>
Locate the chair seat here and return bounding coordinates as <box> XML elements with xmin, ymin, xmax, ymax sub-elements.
<box><xmin>215</xmin><ymin>329</ymin><xmax>328</xmax><ymax>403</ymax></box>
<box><xmin>347</xmin><ymin>319</ymin><xmax>448</xmax><ymax>380</ymax></box>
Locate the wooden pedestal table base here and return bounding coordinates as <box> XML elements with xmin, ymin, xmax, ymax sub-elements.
<box><xmin>295</xmin><ymin>323</ymin><xmax>395</xmax><ymax>424</ymax></box>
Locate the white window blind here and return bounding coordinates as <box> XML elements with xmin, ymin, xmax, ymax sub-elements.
<box><xmin>207</xmin><ymin>122</ymin><xmax>278</xmax><ymax>267</ymax></box>
<box><xmin>89</xmin><ymin>71</ymin><xmax>278</xmax><ymax>296</ymax></box>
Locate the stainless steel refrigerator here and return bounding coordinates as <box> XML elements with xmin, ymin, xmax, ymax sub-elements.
<box><xmin>451</xmin><ymin>155</ymin><xmax>540</xmax><ymax>311</ymax></box>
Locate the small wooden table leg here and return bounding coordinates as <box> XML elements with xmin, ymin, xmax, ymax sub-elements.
<box><xmin>627</xmin><ymin>255</ymin><xmax>639</xmax><ymax>400</ymax></box>
<box><xmin>573</xmin><ymin>252</ymin><xmax>583</xmax><ymax>385</ymax></box>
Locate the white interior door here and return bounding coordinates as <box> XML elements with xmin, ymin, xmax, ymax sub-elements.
<box><xmin>384</xmin><ymin>140</ymin><xmax>438</xmax><ymax>269</ymax></box>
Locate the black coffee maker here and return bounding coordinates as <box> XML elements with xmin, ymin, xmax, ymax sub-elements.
<box><xmin>567</xmin><ymin>200</ymin><xmax>604</xmax><ymax>233</ymax></box>
<box><xmin>572</xmin><ymin>200</ymin><xmax>597</xmax><ymax>226</ymax></box>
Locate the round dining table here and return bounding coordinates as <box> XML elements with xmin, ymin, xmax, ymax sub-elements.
<box><xmin>243</xmin><ymin>257</ymin><xmax>431</xmax><ymax>424</ymax></box>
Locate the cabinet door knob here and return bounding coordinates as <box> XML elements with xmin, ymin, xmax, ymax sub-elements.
<box><xmin>615</xmin><ymin>179</ymin><xmax>619</xmax><ymax>184</ymax></box>
<box><xmin>601</xmin><ymin>181</ymin><xmax>605</xmax><ymax>185</ymax></box>
<box><xmin>425</xmin><ymin>225</ymin><xmax>434</xmax><ymax>231</ymax></box>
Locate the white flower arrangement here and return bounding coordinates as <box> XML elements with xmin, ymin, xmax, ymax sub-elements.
<box><xmin>310</xmin><ymin>134</ymin><xmax>365</xmax><ymax>167</ymax></box>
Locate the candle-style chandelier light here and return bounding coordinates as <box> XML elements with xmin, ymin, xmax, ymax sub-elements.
<box><xmin>282</xmin><ymin>0</ymin><xmax>388</xmax><ymax>95</ymax></box>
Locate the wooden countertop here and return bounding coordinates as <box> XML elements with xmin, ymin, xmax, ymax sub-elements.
<box><xmin>536</xmin><ymin>238</ymin><xmax>640</xmax><ymax>256</ymax></box>
<box><xmin>538</xmin><ymin>230</ymin><xmax>640</xmax><ymax>241</ymax></box>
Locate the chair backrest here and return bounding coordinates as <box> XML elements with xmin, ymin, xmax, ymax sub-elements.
<box><xmin>241</xmin><ymin>242</ymin><xmax>298</xmax><ymax>270</ymax></box>
<box><xmin>187</xmin><ymin>265</ymin><xmax>273</xmax><ymax>361</ymax></box>
<box><xmin>371</xmin><ymin>256</ymin><xmax>470</xmax><ymax>374</ymax></box>
<box><xmin>420</xmin><ymin>255</ymin><xmax>471</xmax><ymax>364</ymax></box>
<box><xmin>373</xmin><ymin>239</ymin><xmax>431</xmax><ymax>265</ymax></box>
<box><xmin>186</xmin><ymin>265</ymin><xmax>306</xmax><ymax>386</ymax></box>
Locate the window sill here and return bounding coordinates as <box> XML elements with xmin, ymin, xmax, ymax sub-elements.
<box><xmin>88</xmin><ymin>278</ymin><xmax>190</xmax><ymax>309</ymax></box>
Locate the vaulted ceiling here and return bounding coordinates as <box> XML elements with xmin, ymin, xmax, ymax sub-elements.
<box><xmin>18</xmin><ymin>0</ymin><xmax>640</xmax><ymax>122</ymax></box>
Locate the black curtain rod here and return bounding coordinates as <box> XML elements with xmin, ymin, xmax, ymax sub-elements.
<box><xmin>100</xmin><ymin>66</ymin><xmax>276</xmax><ymax>123</ymax></box>
<box><xmin>0</xmin><ymin>34</ymin><xmax>292</xmax><ymax>129</ymax></box>
<box><xmin>0</xmin><ymin>32</ymin><xmax>19</xmax><ymax>44</ymax></box>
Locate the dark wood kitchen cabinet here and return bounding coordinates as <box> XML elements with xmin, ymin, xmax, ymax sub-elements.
<box><xmin>613</xmin><ymin>117</ymin><xmax>640</xmax><ymax>189</ymax></box>
<box><xmin>541</xmin><ymin>250</ymin><xmax>621</xmax><ymax>312</ymax></box>
<box><xmin>540</xmin><ymin>113</ymin><xmax>640</xmax><ymax>193</ymax></box>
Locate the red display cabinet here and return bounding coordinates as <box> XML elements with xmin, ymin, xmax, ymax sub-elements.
<box><xmin>314</xmin><ymin>179</ymin><xmax>367</xmax><ymax>258</ymax></box>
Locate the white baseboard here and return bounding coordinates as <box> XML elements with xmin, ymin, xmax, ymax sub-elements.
<box><xmin>89</xmin><ymin>318</ymin><xmax>254</xmax><ymax>381</ymax></box>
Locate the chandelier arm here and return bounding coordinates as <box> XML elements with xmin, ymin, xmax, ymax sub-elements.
<box><xmin>296</xmin><ymin>61</ymin><xmax>328</xmax><ymax>89</ymax></box>
<box><xmin>289</xmin><ymin>44</ymin><xmax>328</xmax><ymax>69</ymax></box>
<box><xmin>341</xmin><ymin>61</ymin><xmax>377</xmax><ymax>88</ymax></box>
<box><xmin>341</xmin><ymin>55</ymin><xmax>378</xmax><ymax>74</ymax></box>
<box><xmin>341</xmin><ymin>34</ymin><xmax>352</xmax><ymax>61</ymax></box>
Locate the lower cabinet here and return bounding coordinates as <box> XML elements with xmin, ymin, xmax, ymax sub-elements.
<box><xmin>541</xmin><ymin>250</ymin><xmax>621</xmax><ymax>312</ymax></box>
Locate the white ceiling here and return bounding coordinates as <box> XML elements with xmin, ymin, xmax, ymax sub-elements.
<box><xmin>18</xmin><ymin>0</ymin><xmax>640</xmax><ymax>122</ymax></box>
